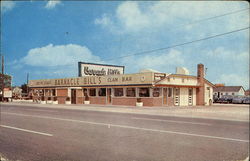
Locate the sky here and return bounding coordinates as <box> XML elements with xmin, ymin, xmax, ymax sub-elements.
<box><xmin>1</xmin><ymin>1</ymin><xmax>249</xmax><ymax>89</ymax></box>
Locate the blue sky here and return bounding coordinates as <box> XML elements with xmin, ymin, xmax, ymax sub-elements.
<box><xmin>1</xmin><ymin>1</ymin><xmax>249</xmax><ymax>89</ymax></box>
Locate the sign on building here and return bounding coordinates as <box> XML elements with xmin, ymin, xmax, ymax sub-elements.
<box><xmin>78</xmin><ymin>62</ymin><xmax>125</xmax><ymax>77</ymax></box>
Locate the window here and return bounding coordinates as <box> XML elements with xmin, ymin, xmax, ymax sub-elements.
<box><xmin>83</xmin><ymin>88</ymin><xmax>88</xmax><ymax>96</ymax></box>
<box><xmin>98</xmin><ymin>88</ymin><xmax>106</xmax><ymax>96</ymax></box>
<box><xmin>168</xmin><ymin>88</ymin><xmax>172</xmax><ymax>97</ymax></box>
<box><xmin>174</xmin><ymin>88</ymin><xmax>180</xmax><ymax>96</ymax></box>
<box><xmin>52</xmin><ymin>89</ymin><xmax>56</xmax><ymax>96</ymax></box>
<box><xmin>232</xmin><ymin>93</ymin><xmax>235</xmax><ymax>95</ymax></box>
<box><xmin>114</xmin><ymin>88</ymin><xmax>124</xmax><ymax>97</ymax></box>
<box><xmin>153</xmin><ymin>88</ymin><xmax>161</xmax><ymax>97</ymax></box>
<box><xmin>188</xmin><ymin>88</ymin><xmax>193</xmax><ymax>96</ymax></box>
<box><xmin>89</xmin><ymin>89</ymin><xmax>96</xmax><ymax>96</ymax></box>
<box><xmin>182</xmin><ymin>78</ymin><xmax>185</xmax><ymax>83</ymax></box>
<box><xmin>126</xmin><ymin>88</ymin><xmax>136</xmax><ymax>97</ymax></box>
<box><xmin>139</xmin><ymin>88</ymin><xmax>150</xmax><ymax>97</ymax></box>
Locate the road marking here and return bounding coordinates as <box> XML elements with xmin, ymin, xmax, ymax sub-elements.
<box><xmin>21</xmin><ymin>109</ymin><xmax>58</xmax><ymax>113</ymax></box>
<box><xmin>132</xmin><ymin>117</ymin><xmax>212</xmax><ymax>126</ymax></box>
<box><xmin>2</xmin><ymin>112</ymin><xmax>249</xmax><ymax>143</ymax></box>
<box><xmin>0</xmin><ymin>125</ymin><xmax>53</xmax><ymax>136</ymax></box>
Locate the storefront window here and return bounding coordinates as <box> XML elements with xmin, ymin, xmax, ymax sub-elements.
<box><xmin>83</xmin><ymin>88</ymin><xmax>88</xmax><ymax>96</ymax></box>
<box><xmin>126</xmin><ymin>88</ymin><xmax>136</xmax><ymax>97</ymax></box>
<box><xmin>168</xmin><ymin>88</ymin><xmax>172</xmax><ymax>97</ymax></box>
<box><xmin>114</xmin><ymin>88</ymin><xmax>123</xmax><ymax>97</ymax></box>
<box><xmin>52</xmin><ymin>89</ymin><xmax>56</xmax><ymax>96</ymax></box>
<box><xmin>98</xmin><ymin>88</ymin><xmax>106</xmax><ymax>96</ymax></box>
<box><xmin>89</xmin><ymin>89</ymin><xmax>96</xmax><ymax>96</ymax></box>
<box><xmin>139</xmin><ymin>88</ymin><xmax>150</xmax><ymax>97</ymax></box>
<box><xmin>153</xmin><ymin>88</ymin><xmax>161</xmax><ymax>97</ymax></box>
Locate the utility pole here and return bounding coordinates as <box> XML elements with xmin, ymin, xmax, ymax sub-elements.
<box><xmin>1</xmin><ymin>54</ymin><xmax>4</xmax><ymax>101</ymax></box>
<box><xmin>27</xmin><ymin>73</ymin><xmax>29</xmax><ymax>95</ymax></box>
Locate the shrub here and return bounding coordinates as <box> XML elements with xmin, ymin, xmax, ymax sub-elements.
<box><xmin>66</xmin><ymin>97</ymin><xmax>70</xmax><ymax>101</ymax></box>
<box><xmin>41</xmin><ymin>96</ymin><xmax>45</xmax><ymax>101</ymax></box>
<box><xmin>47</xmin><ymin>97</ymin><xmax>51</xmax><ymax>101</ymax></box>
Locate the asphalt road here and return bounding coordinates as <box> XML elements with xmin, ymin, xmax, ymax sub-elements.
<box><xmin>0</xmin><ymin>104</ymin><xmax>249</xmax><ymax>161</ymax></box>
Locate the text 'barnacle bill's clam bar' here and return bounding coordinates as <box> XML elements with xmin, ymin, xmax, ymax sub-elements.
<box><xmin>28</xmin><ymin>62</ymin><xmax>214</xmax><ymax>106</ymax></box>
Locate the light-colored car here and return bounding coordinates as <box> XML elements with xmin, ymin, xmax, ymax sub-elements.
<box><xmin>232</xmin><ymin>96</ymin><xmax>245</xmax><ymax>104</ymax></box>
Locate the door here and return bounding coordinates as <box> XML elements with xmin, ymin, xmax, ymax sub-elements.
<box><xmin>107</xmin><ymin>88</ymin><xmax>112</xmax><ymax>104</ymax></box>
<box><xmin>174</xmin><ymin>88</ymin><xmax>180</xmax><ymax>106</ymax></box>
<box><xmin>188</xmin><ymin>88</ymin><xmax>193</xmax><ymax>106</ymax></box>
<box><xmin>71</xmin><ymin>89</ymin><xmax>77</xmax><ymax>104</ymax></box>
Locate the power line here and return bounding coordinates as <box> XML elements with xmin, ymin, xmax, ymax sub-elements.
<box><xmin>115</xmin><ymin>7</ymin><xmax>249</xmax><ymax>43</ymax></box>
<box><xmin>175</xmin><ymin>7</ymin><xmax>249</xmax><ymax>29</ymax></box>
<box><xmin>103</xmin><ymin>26</ymin><xmax>249</xmax><ymax>61</ymax></box>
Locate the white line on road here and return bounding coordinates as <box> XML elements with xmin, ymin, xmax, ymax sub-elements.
<box><xmin>0</xmin><ymin>125</ymin><xmax>53</xmax><ymax>136</ymax></box>
<box><xmin>2</xmin><ymin>112</ymin><xmax>249</xmax><ymax>143</ymax></box>
<box><xmin>132</xmin><ymin>117</ymin><xmax>212</xmax><ymax>126</ymax></box>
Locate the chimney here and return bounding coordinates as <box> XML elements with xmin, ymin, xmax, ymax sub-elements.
<box><xmin>196</xmin><ymin>63</ymin><xmax>205</xmax><ymax>106</ymax></box>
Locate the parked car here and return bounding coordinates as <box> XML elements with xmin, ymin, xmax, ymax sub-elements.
<box><xmin>243</xmin><ymin>96</ymin><xmax>250</xmax><ymax>104</ymax></box>
<box><xmin>216</xmin><ymin>95</ymin><xmax>234</xmax><ymax>104</ymax></box>
<box><xmin>232</xmin><ymin>96</ymin><xmax>245</xmax><ymax>104</ymax></box>
<box><xmin>216</xmin><ymin>96</ymin><xmax>229</xmax><ymax>103</ymax></box>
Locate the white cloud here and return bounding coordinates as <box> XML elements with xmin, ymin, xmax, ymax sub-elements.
<box><xmin>21</xmin><ymin>44</ymin><xmax>100</xmax><ymax>67</ymax></box>
<box><xmin>19</xmin><ymin>44</ymin><xmax>102</xmax><ymax>78</ymax></box>
<box><xmin>94</xmin><ymin>14</ymin><xmax>112</xmax><ymax>26</ymax></box>
<box><xmin>119</xmin><ymin>49</ymin><xmax>184</xmax><ymax>73</ymax></box>
<box><xmin>45</xmin><ymin>0</ymin><xmax>61</xmax><ymax>9</ymax></box>
<box><xmin>1</xmin><ymin>1</ymin><xmax>15</xmax><ymax>13</ymax></box>
<box><xmin>206</xmin><ymin>47</ymin><xmax>249</xmax><ymax>61</ymax></box>
<box><xmin>95</xmin><ymin>1</ymin><xmax>249</xmax><ymax>34</ymax></box>
<box><xmin>215</xmin><ymin>74</ymin><xmax>249</xmax><ymax>89</ymax></box>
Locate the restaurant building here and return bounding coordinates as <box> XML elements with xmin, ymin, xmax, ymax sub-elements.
<box><xmin>28</xmin><ymin>63</ymin><xmax>214</xmax><ymax>106</ymax></box>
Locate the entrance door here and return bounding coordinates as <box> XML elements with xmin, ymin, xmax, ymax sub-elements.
<box><xmin>188</xmin><ymin>88</ymin><xmax>193</xmax><ymax>106</ymax></box>
<box><xmin>163</xmin><ymin>88</ymin><xmax>168</xmax><ymax>105</ymax></box>
<box><xmin>71</xmin><ymin>89</ymin><xmax>77</xmax><ymax>104</ymax></box>
<box><xmin>107</xmin><ymin>88</ymin><xmax>112</xmax><ymax>104</ymax></box>
<box><xmin>174</xmin><ymin>88</ymin><xmax>180</xmax><ymax>106</ymax></box>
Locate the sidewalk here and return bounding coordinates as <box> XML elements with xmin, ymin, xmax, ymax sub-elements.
<box><xmin>1</xmin><ymin>101</ymin><xmax>249</xmax><ymax>122</ymax></box>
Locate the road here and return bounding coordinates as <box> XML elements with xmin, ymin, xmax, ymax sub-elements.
<box><xmin>0</xmin><ymin>104</ymin><xmax>249</xmax><ymax>161</ymax></box>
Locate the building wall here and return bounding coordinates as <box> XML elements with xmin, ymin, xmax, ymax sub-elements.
<box><xmin>112</xmin><ymin>97</ymin><xmax>137</xmax><ymax>106</ymax></box>
<box><xmin>57</xmin><ymin>88</ymin><xmax>68</xmax><ymax>104</ymax></box>
<box><xmin>89</xmin><ymin>97</ymin><xmax>106</xmax><ymax>105</ymax></box>
<box><xmin>204</xmin><ymin>83</ymin><xmax>213</xmax><ymax>105</ymax></box>
<box><xmin>238</xmin><ymin>88</ymin><xmax>245</xmax><ymax>96</ymax></box>
<box><xmin>192</xmin><ymin>88</ymin><xmax>197</xmax><ymax>106</ymax></box>
<box><xmin>159</xmin><ymin>76</ymin><xmax>197</xmax><ymax>86</ymax></box>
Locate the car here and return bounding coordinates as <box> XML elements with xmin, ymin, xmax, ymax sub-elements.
<box><xmin>232</xmin><ymin>96</ymin><xmax>245</xmax><ymax>104</ymax></box>
<box><xmin>243</xmin><ymin>96</ymin><xmax>250</xmax><ymax>104</ymax></box>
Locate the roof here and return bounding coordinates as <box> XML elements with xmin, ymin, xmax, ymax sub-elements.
<box><xmin>214</xmin><ymin>86</ymin><xmax>244</xmax><ymax>92</ymax></box>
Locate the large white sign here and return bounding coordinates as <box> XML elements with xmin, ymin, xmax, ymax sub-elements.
<box><xmin>78</xmin><ymin>62</ymin><xmax>124</xmax><ymax>77</ymax></box>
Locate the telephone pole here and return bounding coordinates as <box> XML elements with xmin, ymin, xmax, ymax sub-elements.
<box><xmin>1</xmin><ymin>54</ymin><xmax>4</xmax><ymax>101</ymax></box>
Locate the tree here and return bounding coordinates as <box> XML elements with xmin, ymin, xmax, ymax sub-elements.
<box><xmin>21</xmin><ymin>84</ymin><xmax>28</xmax><ymax>94</ymax></box>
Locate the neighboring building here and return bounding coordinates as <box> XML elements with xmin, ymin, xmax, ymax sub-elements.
<box><xmin>28</xmin><ymin>63</ymin><xmax>214</xmax><ymax>106</ymax></box>
<box><xmin>245</xmin><ymin>89</ymin><xmax>250</xmax><ymax>96</ymax></box>
<box><xmin>213</xmin><ymin>86</ymin><xmax>245</xmax><ymax>98</ymax></box>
